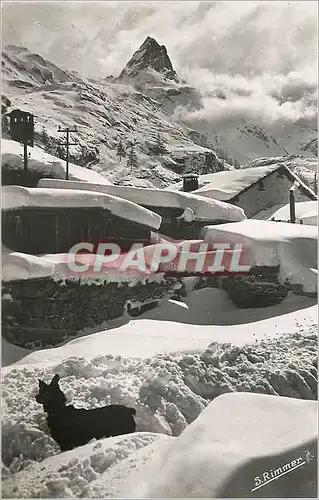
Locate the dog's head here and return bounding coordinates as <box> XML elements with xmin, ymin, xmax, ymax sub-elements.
<box><xmin>35</xmin><ymin>374</ymin><xmax>67</xmax><ymax>412</ymax></box>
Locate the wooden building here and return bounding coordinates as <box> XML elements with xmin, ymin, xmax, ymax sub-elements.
<box><xmin>2</xmin><ymin>186</ymin><xmax>161</xmax><ymax>255</ymax></box>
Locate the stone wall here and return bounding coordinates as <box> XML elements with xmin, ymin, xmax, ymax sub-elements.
<box><xmin>2</xmin><ymin>276</ymin><xmax>180</xmax><ymax>349</ymax></box>
<box><xmin>193</xmin><ymin>265</ymin><xmax>289</xmax><ymax>308</ymax></box>
<box><xmin>3</xmin><ymin>262</ymin><xmax>312</xmax><ymax>350</ymax></box>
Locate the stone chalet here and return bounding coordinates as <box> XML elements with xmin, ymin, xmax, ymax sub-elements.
<box><xmin>166</xmin><ymin>164</ymin><xmax>317</xmax><ymax>219</ymax></box>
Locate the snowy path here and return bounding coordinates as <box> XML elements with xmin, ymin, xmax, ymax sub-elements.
<box><xmin>2</xmin><ymin>292</ymin><xmax>317</xmax><ymax>371</ymax></box>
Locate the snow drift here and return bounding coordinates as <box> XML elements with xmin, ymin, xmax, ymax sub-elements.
<box><xmin>119</xmin><ymin>393</ymin><xmax>317</xmax><ymax>499</ymax></box>
<box><xmin>2</xmin><ymin>283</ymin><xmax>317</xmax><ymax>497</ymax></box>
<box><xmin>2</xmin><ymin>336</ymin><xmax>317</xmax><ymax>498</ymax></box>
<box><xmin>2</xmin><ymin>310</ymin><xmax>317</xmax><ymax>468</ymax></box>
<box><xmin>2</xmin><ymin>385</ymin><xmax>317</xmax><ymax>498</ymax></box>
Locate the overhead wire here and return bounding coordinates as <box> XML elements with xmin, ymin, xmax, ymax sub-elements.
<box><xmin>3</xmin><ymin>17</ymin><xmax>25</xmax><ymax>47</ymax></box>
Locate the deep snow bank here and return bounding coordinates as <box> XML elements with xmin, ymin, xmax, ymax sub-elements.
<box><xmin>2</xmin><ymin>322</ymin><xmax>317</xmax><ymax>479</ymax></box>
<box><xmin>2</xmin><ymin>394</ymin><xmax>317</xmax><ymax>498</ymax></box>
<box><xmin>2</xmin><ymin>432</ymin><xmax>171</xmax><ymax>498</ymax></box>
<box><xmin>2</xmin><ymin>290</ymin><xmax>317</xmax><ymax>366</ymax></box>
<box><xmin>119</xmin><ymin>393</ymin><xmax>317</xmax><ymax>499</ymax></box>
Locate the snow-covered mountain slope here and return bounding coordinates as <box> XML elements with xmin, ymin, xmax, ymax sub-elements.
<box><xmin>2</xmin><ymin>44</ymin><xmax>228</xmax><ymax>189</ymax></box>
<box><xmin>2</xmin><ymin>45</ymin><xmax>77</xmax><ymax>87</ymax></box>
<box><xmin>116</xmin><ymin>37</ymin><xmax>202</xmax><ymax>116</ymax></box>
<box><xmin>301</xmin><ymin>137</ymin><xmax>317</xmax><ymax>156</ymax></box>
<box><xmin>2</xmin><ymin>38</ymin><xmax>316</xmax><ymax>188</ymax></box>
<box><xmin>2</xmin><ymin>138</ymin><xmax>113</xmax><ymax>185</ymax></box>
<box><xmin>179</xmin><ymin>116</ymin><xmax>317</xmax><ymax>166</ymax></box>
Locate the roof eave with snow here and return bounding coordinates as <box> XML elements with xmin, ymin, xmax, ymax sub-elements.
<box><xmin>37</xmin><ymin>178</ymin><xmax>247</xmax><ymax>222</ymax></box>
<box><xmin>2</xmin><ymin>186</ymin><xmax>162</xmax><ymax>230</ymax></box>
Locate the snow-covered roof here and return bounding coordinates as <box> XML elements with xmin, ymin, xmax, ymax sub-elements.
<box><xmin>166</xmin><ymin>165</ymin><xmax>279</xmax><ymax>200</ymax></box>
<box><xmin>2</xmin><ymin>186</ymin><xmax>162</xmax><ymax>230</ymax></box>
<box><xmin>166</xmin><ymin>164</ymin><xmax>317</xmax><ymax>201</ymax></box>
<box><xmin>202</xmin><ymin>219</ymin><xmax>317</xmax><ymax>294</ymax></box>
<box><xmin>1</xmin><ymin>138</ymin><xmax>113</xmax><ymax>185</ymax></box>
<box><xmin>202</xmin><ymin>218</ymin><xmax>317</xmax><ymax>244</ymax></box>
<box><xmin>37</xmin><ymin>178</ymin><xmax>246</xmax><ymax>222</ymax></box>
<box><xmin>270</xmin><ymin>201</ymin><xmax>318</xmax><ymax>226</ymax></box>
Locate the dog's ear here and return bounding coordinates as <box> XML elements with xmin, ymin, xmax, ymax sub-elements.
<box><xmin>38</xmin><ymin>379</ymin><xmax>47</xmax><ymax>388</ymax></box>
<box><xmin>50</xmin><ymin>374</ymin><xmax>60</xmax><ymax>386</ymax></box>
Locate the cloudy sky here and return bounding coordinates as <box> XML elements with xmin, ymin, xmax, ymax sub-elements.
<box><xmin>2</xmin><ymin>1</ymin><xmax>318</xmax><ymax>125</ymax></box>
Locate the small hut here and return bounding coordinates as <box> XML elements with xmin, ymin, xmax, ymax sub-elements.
<box><xmin>9</xmin><ymin>109</ymin><xmax>35</xmax><ymax>147</ymax></box>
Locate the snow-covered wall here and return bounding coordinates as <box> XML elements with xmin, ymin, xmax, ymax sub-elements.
<box><xmin>202</xmin><ymin>220</ymin><xmax>318</xmax><ymax>295</ymax></box>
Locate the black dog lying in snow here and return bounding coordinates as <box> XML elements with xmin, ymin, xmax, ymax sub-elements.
<box><xmin>36</xmin><ymin>374</ymin><xmax>136</xmax><ymax>452</ymax></box>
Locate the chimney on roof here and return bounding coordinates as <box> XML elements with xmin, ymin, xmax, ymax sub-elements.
<box><xmin>289</xmin><ymin>188</ymin><xmax>296</xmax><ymax>224</ymax></box>
<box><xmin>182</xmin><ymin>173</ymin><xmax>199</xmax><ymax>192</ymax></box>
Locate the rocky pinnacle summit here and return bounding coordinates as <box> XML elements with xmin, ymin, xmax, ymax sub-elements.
<box><xmin>119</xmin><ymin>36</ymin><xmax>179</xmax><ymax>82</ymax></box>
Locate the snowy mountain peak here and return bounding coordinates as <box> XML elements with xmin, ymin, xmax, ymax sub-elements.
<box><xmin>119</xmin><ymin>36</ymin><xmax>179</xmax><ymax>82</ymax></box>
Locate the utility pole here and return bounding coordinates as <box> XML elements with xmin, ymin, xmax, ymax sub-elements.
<box><xmin>23</xmin><ymin>143</ymin><xmax>28</xmax><ymax>172</ymax></box>
<box><xmin>57</xmin><ymin>125</ymin><xmax>78</xmax><ymax>180</ymax></box>
<box><xmin>314</xmin><ymin>172</ymin><xmax>317</xmax><ymax>195</ymax></box>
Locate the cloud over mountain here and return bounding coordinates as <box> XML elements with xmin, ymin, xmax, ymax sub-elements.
<box><xmin>2</xmin><ymin>1</ymin><xmax>317</xmax><ymax>127</ymax></box>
